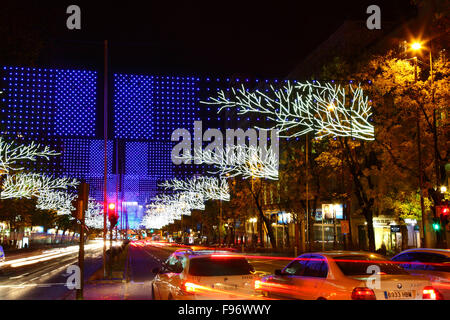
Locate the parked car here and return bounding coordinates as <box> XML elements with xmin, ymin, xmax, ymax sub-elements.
<box><xmin>151</xmin><ymin>249</ymin><xmax>261</xmax><ymax>300</ymax></box>
<box><xmin>391</xmin><ymin>248</ymin><xmax>450</xmax><ymax>300</ymax></box>
<box><xmin>258</xmin><ymin>251</ymin><xmax>441</xmax><ymax>300</ymax></box>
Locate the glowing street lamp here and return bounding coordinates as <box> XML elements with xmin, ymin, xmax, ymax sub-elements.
<box><xmin>411</xmin><ymin>42</ymin><xmax>422</xmax><ymax>51</ymax></box>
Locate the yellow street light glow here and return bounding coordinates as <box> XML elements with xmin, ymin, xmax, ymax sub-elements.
<box><xmin>411</xmin><ymin>42</ymin><xmax>422</xmax><ymax>51</ymax></box>
<box><xmin>441</xmin><ymin>185</ymin><xmax>447</xmax><ymax>193</ymax></box>
<box><xmin>327</xmin><ymin>102</ymin><xmax>335</xmax><ymax>111</ymax></box>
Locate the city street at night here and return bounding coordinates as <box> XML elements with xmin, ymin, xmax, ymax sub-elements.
<box><xmin>0</xmin><ymin>1</ymin><xmax>449</xmax><ymax>317</ymax></box>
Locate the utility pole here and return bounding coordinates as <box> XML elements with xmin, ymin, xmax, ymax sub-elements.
<box><xmin>103</xmin><ymin>39</ymin><xmax>109</xmax><ymax>277</ymax></box>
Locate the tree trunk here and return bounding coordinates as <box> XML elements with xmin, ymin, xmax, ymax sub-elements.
<box><xmin>258</xmin><ymin>209</ymin><xmax>276</xmax><ymax>249</ymax></box>
<box><xmin>364</xmin><ymin>209</ymin><xmax>376</xmax><ymax>252</ymax></box>
<box><xmin>284</xmin><ymin>223</ymin><xmax>290</xmax><ymax>248</ymax></box>
<box><xmin>295</xmin><ymin>217</ymin><xmax>300</xmax><ymax>251</ymax></box>
<box><xmin>308</xmin><ymin>198</ymin><xmax>317</xmax><ymax>252</ymax></box>
<box><xmin>400</xmin><ymin>224</ymin><xmax>409</xmax><ymax>251</ymax></box>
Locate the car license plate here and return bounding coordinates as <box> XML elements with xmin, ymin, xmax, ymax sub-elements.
<box><xmin>384</xmin><ymin>290</ymin><xmax>414</xmax><ymax>299</ymax></box>
<box><xmin>212</xmin><ymin>284</ymin><xmax>238</xmax><ymax>291</ymax></box>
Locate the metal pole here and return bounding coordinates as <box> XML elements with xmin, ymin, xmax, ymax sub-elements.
<box><xmin>306</xmin><ymin>133</ymin><xmax>309</xmax><ymax>250</ymax></box>
<box><xmin>103</xmin><ymin>40</ymin><xmax>108</xmax><ymax>277</ymax></box>
<box><xmin>76</xmin><ymin>200</ymin><xmax>85</xmax><ymax>300</ymax></box>
<box><xmin>219</xmin><ymin>200</ymin><xmax>222</xmax><ymax>246</ymax></box>
<box><xmin>321</xmin><ymin>209</ymin><xmax>325</xmax><ymax>251</ymax></box>
<box><xmin>414</xmin><ymin>57</ymin><xmax>427</xmax><ymax>248</ymax></box>
<box><xmin>333</xmin><ymin>210</ymin><xmax>337</xmax><ymax>249</ymax></box>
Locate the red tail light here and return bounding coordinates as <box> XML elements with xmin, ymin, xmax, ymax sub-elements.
<box><xmin>422</xmin><ymin>286</ymin><xmax>442</xmax><ymax>300</ymax></box>
<box><xmin>180</xmin><ymin>281</ymin><xmax>197</xmax><ymax>294</ymax></box>
<box><xmin>351</xmin><ymin>287</ymin><xmax>376</xmax><ymax>300</ymax></box>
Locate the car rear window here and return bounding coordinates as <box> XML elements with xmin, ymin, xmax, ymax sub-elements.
<box><xmin>334</xmin><ymin>255</ymin><xmax>410</xmax><ymax>276</ymax></box>
<box><xmin>188</xmin><ymin>256</ymin><xmax>254</xmax><ymax>276</ymax></box>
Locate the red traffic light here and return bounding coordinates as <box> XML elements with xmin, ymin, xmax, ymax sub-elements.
<box><xmin>108</xmin><ymin>203</ymin><xmax>116</xmax><ymax>210</ymax></box>
<box><xmin>442</xmin><ymin>206</ymin><xmax>449</xmax><ymax>216</ymax></box>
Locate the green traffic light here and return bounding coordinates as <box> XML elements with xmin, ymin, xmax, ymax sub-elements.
<box><xmin>432</xmin><ymin>223</ymin><xmax>440</xmax><ymax>231</ymax></box>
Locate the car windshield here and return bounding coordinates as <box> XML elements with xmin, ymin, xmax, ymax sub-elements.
<box><xmin>188</xmin><ymin>256</ymin><xmax>254</xmax><ymax>276</ymax></box>
<box><xmin>334</xmin><ymin>255</ymin><xmax>410</xmax><ymax>276</ymax></box>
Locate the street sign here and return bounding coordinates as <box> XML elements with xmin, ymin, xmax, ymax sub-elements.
<box><xmin>340</xmin><ymin>220</ymin><xmax>350</xmax><ymax>234</ymax></box>
<box><xmin>390</xmin><ymin>225</ymin><xmax>401</xmax><ymax>233</ymax></box>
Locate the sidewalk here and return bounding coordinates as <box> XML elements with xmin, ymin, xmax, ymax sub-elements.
<box><xmin>63</xmin><ymin>244</ymin><xmax>144</xmax><ymax>300</ymax></box>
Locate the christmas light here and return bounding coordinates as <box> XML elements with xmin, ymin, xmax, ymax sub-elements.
<box><xmin>202</xmin><ymin>81</ymin><xmax>374</xmax><ymax>140</ymax></box>
<box><xmin>177</xmin><ymin>144</ymin><xmax>279</xmax><ymax>180</ymax></box>
<box><xmin>85</xmin><ymin>199</ymin><xmax>108</xmax><ymax>229</ymax></box>
<box><xmin>0</xmin><ymin>172</ymin><xmax>79</xmax><ymax>199</ymax></box>
<box><xmin>0</xmin><ymin>137</ymin><xmax>60</xmax><ymax>174</ymax></box>
<box><xmin>36</xmin><ymin>190</ymin><xmax>77</xmax><ymax>215</ymax></box>
<box><xmin>159</xmin><ymin>176</ymin><xmax>230</xmax><ymax>201</ymax></box>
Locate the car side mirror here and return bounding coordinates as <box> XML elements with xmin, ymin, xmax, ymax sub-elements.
<box><xmin>152</xmin><ymin>267</ymin><xmax>160</xmax><ymax>274</ymax></box>
<box><xmin>274</xmin><ymin>269</ymin><xmax>283</xmax><ymax>276</ymax></box>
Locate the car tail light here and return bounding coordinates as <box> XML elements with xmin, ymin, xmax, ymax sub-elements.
<box><xmin>422</xmin><ymin>286</ymin><xmax>442</xmax><ymax>300</ymax></box>
<box><xmin>254</xmin><ymin>280</ymin><xmax>261</xmax><ymax>290</ymax></box>
<box><xmin>351</xmin><ymin>287</ymin><xmax>376</xmax><ymax>300</ymax></box>
<box><xmin>181</xmin><ymin>281</ymin><xmax>197</xmax><ymax>294</ymax></box>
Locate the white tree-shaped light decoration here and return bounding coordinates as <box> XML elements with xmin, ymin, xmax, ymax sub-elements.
<box><xmin>142</xmin><ymin>203</ymin><xmax>182</xmax><ymax>229</ymax></box>
<box><xmin>0</xmin><ymin>137</ymin><xmax>60</xmax><ymax>174</ymax></box>
<box><xmin>143</xmin><ymin>190</ymin><xmax>207</xmax><ymax>229</ymax></box>
<box><xmin>159</xmin><ymin>176</ymin><xmax>230</xmax><ymax>201</ymax></box>
<box><xmin>151</xmin><ymin>192</ymin><xmax>205</xmax><ymax>212</ymax></box>
<box><xmin>36</xmin><ymin>190</ymin><xmax>77</xmax><ymax>215</ymax></box>
<box><xmin>141</xmin><ymin>209</ymin><xmax>171</xmax><ymax>229</ymax></box>
<box><xmin>0</xmin><ymin>172</ymin><xmax>79</xmax><ymax>199</ymax></box>
<box><xmin>177</xmin><ymin>144</ymin><xmax>279</xmax><ymax>180</ymax></box>
<box><xmin>202</xmin><ymin>81</ymin><xmax>374</xmax><ymax>141</ymax></box>
<box><xmin>85</xmin><ymin>200</ymin><xmax>108</xmax><ymax>229</ymax></box>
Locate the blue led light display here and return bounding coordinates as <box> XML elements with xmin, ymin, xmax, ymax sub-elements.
<box><xmin>1</xmin><ymin>66</ymin><xmax>97</xmax><ymax>138</ymax></box>
<box><xmin>114</xmin><ymin>74</ymin><xmax>154</xmax><ymax>140</ymax></box>
<box><xmin>1</xmin><ymin>66</ymin><xmax>278</xmax><ymax>209</ymax></box>
<box><xmin>113</xmin><ymin>75</ymin><xmax>201</xmax><ymax>141</ymax></box>
<box><xmin>54</xmin><ymin>69</ymin><xmax>97</xmax><ymax>137</ymax></box>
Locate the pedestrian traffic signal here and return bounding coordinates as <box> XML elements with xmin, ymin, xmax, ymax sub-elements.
<box><xmin>432</xmin><ymin>218</ymin><xmax>441</xmax><ymax>231</ymax></box>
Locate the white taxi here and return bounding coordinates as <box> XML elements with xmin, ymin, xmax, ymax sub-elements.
<box><xmin>259</xmin><ymin>251</ymin><xmax>442</xmax><ymax>300</ymax></box>
<box><xmin>151</xmin><ymin>249</ymin><xmax>262</xmax><ymax>300</ymax></box>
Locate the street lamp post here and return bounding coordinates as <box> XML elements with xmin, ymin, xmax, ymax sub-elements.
<box><xmin>410</xmin><ymin>40</ymin><xmax>444</xmax><ymax>248</ymax></box>
<box><xmin>410</xmin><ymin>43</ymin><xmax>427</xmax><ymax>248</ymax></box>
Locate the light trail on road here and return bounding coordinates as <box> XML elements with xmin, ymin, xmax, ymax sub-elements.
<box><xmin>0</xmin><ymin>241</ymin><xmax>119</xmax><ymax>268</ymax></box>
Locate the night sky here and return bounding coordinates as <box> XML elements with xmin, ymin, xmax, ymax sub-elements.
<box><xmin>2</xmin><ymin>0</ymin><xmax>417</xmax><ymax>77</ymax></box>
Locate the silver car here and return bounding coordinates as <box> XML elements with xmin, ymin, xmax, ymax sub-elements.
<box><xmin>392</xmin><ymin>248</ymin><xmax>450</xmax><ymax>300</ymax></box>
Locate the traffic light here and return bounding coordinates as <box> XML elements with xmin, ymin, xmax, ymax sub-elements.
<box><xmin>108</xmin><ymin>202</ymin><xmax>118</xmax><ymax>227</ymax></box>
<box><xmin>440</xmin><ymin>206</ymin><xmax>449</xmax><ymax>217</ymax></box>
<box><xmin>432</xmin><ymin>218</ymin><xmax>441</xmax><ymax>232</ymax></box>
<box><xmin>71</xmin><ymin>182</ymin><xmax>89</xmax><ymax>221</ymax></box>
